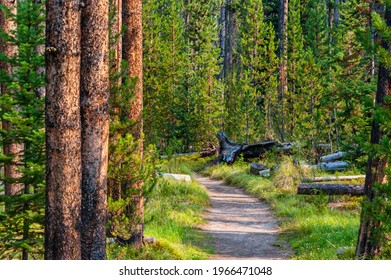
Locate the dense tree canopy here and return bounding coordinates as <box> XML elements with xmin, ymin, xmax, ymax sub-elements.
<box><xmin>0</xmin><ymin>0</ymin><xmax>389</xmax><ymax>260</ymax></box>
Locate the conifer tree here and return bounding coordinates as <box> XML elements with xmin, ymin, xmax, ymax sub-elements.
<box><xmin>238</xmin><ymin>0</ymin><xmax>278</xmax><ymax>143</ymax></box>
<box><xmin>277</xmin><ymin>0</ymin><xmax>288</xmax><ymax>141</ymax></box>
<box><xmin>80</xmin><ymin>0</ymin><xmax>110</xmax><ymax>260</ymax></box>
<box><xmin>1</xmin><ymin>0</ymin><xmax>45</xmax><ymax>260</ymax></box>
<box><xmin>356</xmin><ymin>1</ymin><xmax>391</xmax><ymax>259</ymax></box>
<box><xmin>45</xmin><ymin>0</ymin><xmax>82</xmax><ymax>260</ymax></box>
<box><xmin>286</xmin><ymin>0</ymin><xmax>303</xmax><ymax>139</ymax></box>
<box><xmin>0</xmin><ymin>0</ymin><xmax>24</xmax><ymax>198</ymax></box>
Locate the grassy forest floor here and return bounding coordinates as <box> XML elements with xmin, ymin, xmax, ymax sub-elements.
<box><xmin>108</xmin><ymin>154</ymin><xmax>390</xmax><ymax>260</ymax></box>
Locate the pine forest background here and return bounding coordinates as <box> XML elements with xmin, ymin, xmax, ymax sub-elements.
<box><xmin>0</xmin><ymin>0</ymin><xmax>390</xmax><ymax>259</ymax></box>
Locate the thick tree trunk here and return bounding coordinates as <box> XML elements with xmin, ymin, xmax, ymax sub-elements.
<box><xmin>0</xmin><ymin>0</ymin><xmax>24</xmax><ymax>197</ymax></box>
<box><xmin>356</xmin><ymin>3</ymin><xmax>391</xmax><ymax>260</ymax></box>
<box><xmin>122</xmin><ymin>0</ymin><xmax>144</xmax><ymax>249</ymax></box>
<box><xmin>80</xmin><ymin>0</ymin><xmax>110</xmax><ymax>260</ymax></box>
<box><xmin>45</xmin><ymin>0</ymin><xmax>82</xmax><ymax>260</ymax></box>
<box><xmin>297</xmin><ymin>183</ymin><xmax>365</xmax><ymax>196</ymax></box>
<box><xmin>278</xmin><ymin>0</ymin><xmax>288</xmax><ymax>142</ymax></box>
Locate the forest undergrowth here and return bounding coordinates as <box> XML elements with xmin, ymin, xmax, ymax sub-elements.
<box><xmin>197</xmin><ymin>154</ymin><xmax>390</xmax><ymax>260</ymax></box>
<box><xmin>108</xmin><ymin>153</ymin><xmax>390</xmax><ymax>260</ymax></box>
<box><xmin>107</xmin><ymin>156</ymin><xmax>212</xmax><ymax>260</ymax></box>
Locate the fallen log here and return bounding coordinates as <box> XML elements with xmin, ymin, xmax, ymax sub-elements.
<box><xmin>302</xmin><ymin>175</ymin><xmax>366</xmax><ymax>183</ymax></box>
<box><xmin>319</xmin><ymin>161</ymin><xmax>349</xmax><ymax>171</ymax></box>
<box><xmin>217</xmin><ymin>131</ymin><xmax>277</xmax><ymax>164</ymax></box>
<box><xmin>320</xmin><ymin>151</ymin><xmax>346</xmax><ymax>162</ymax></box>
<box><xmin>297</xmin><ymin>183</ymin><xmax>364</xmax><ymax>196</ymax></box>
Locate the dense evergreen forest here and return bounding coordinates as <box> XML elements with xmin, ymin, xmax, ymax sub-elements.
<box><xmin>0</xmin><ymin>0</ymin><xmax>390</xmax><ymax>260</ymax></box>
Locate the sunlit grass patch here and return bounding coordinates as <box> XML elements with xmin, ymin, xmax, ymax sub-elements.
<box><xmin>107</xmin><ymin>178</ymin><xmax>212</xmax><ymax>260</ymax></box>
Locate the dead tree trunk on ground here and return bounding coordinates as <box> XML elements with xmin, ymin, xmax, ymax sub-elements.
<box><xmin>217</xmin><ymin>131</ymin><xmax>277</xmax><ymax>164</ymax></box>
<box><xmin>297</xmin><ymin>183</ymin><xmax>365</xmax><ymax>196</ymax></box>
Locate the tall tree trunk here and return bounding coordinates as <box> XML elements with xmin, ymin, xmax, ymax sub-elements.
<box><xmin>114</xmin><ymin>0</ymin><xmax>122</xmax><ymax>74</ymax></box>
<box><xmin>0</xmin><ymin>0</ymin><xmax>24</xmax><ymax>198</ymax></box>
<box><xmin>334</xmin><ymin>0</ymin><xmax>340</xmax><ymax>26</ymax></box>
<box><xmin>355</xmin><ymin>3</ymin><xmax>391</xmax><ymax>260</ymax></box>
<box><xmin>219</xmin><ymin>2</ymin><xmax>226</xmax><ymax>79</ymax></box>
<box><xmin>224</xmin><ymin>0</ymin><xmax>235</xmax><ymax>78</ymax></box>
<box><xmin>34</xmin><ymin>0</ymin><xmax>46</xmax><ymax>98</ymax></box>
<box><xmin>80</xmin><ymin>0</ymin><xmax>110</xmax><ymax>260</ymax></box>
<box><xmin>45</xmin><ymin>0</ymin><xmax>82</xmax><ymax>260</ymax></box>
<box><xmin>278</xmin><ymin>0</ymin><xmax>288</xmax><ymax>142</ymax></box>
<box><xmin>122</xmin><ymin>0</ymin><xmax>144</xmax><ymax>249</ymax></box>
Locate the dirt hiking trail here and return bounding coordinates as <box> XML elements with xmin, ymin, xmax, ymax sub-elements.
<box><xmin>194</xmin><ymin>174</ymin><xmax>292</xmax><ymax>260</ymax></box>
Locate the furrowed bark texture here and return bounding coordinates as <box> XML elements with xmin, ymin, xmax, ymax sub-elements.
<box><xmin>0</xmin><ymin>0</ymin><xmax>24</xmax><ymax>197</ymax></box>
<box><xmin>123</xmin><ymin>0</ymin><xmax>143</xmax><ymax>144</ymax></box>
<box><xmin>80</xmin><ymin>0</ymin><xmax>110</xmax><ymax>260</ymax></box>
<box><xmin>122</xmin><ymin>0</ymin><xmax>144</xmax><ymax>249</ymax></box>
<box><xmin>45</xmin><ymin>0</ymin><xmax>82</xmax><ymax>260</ymax></box>
<box><xmin>356</xmin><ymin>4</ymin><xmax>391</xmax><ymax>260</ymax></box>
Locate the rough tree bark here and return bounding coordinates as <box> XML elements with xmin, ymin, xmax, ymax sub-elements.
<box><xmin>80</xmin><ymin>0</ymin><xmax>110</xmax><ymax>260</ymax></box>
<box><xmin>278</xmin><ymin>0</ymin><xmax>288</xmax><ymax>142</ymax></box>
<box><xmin>45</xmin><ymin>0</ymin><xmax>82</xmax><ymax>260</ymax></box>
<box><xmin>0</xmin><ymin>0</ymin><xmax>24</xmax><ymax>198</ymax></box>
<box><xmin>356</xmin><ymin>3</ymin><xmax>391</xmax><ymax>260</ymax></box>
<box><xmin>122</xmin><ymin>0</ymin><xmax>144</xmax><ymax>248</ymax></box>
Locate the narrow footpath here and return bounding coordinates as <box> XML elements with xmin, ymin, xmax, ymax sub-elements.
<box><xmin>194</xmin><ymin>174</ymin><xmax>292</xmax><ymax>260</ymax></box>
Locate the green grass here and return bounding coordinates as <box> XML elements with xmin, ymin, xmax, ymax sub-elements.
<box><xmin>202</xmin><ymin>157</ymin><xmax>363</xmax><ymax>260</ymax></box>
<box><xmin>107</xmin><ymin>177</ymin><xmax>212</xmax><ymax>260</ymax></box>
<box><xmin>157</xmin><ymin>154</ymin><xmax>214</xmax><ymax>175</ymax></box>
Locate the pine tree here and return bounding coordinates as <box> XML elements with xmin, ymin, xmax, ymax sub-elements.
<box><xmin>0</xmin><ymin>0</ymin><xmax>24</xmax><ymax>199</ymax></box>
<box><xmin>238</xmin><ymin>0</ymin><xmax>278</xmax><ymax>143</ymax></box>
<box><xmin>45</xmin><ymin>0</ymin><xmax>82</xmax><ymax>260</ymax></box>
<box><xmin>80</xmin><ymin>0</ymin><xmax>110</xmax><ymax>260</ymax></box>
<box><xmin>0</xmin><ymin>0</ymin><xmax>45</xmax><ymax>260</ymax></box>
<box><xmin>122</xmin><ymin>0</ymin><xmax>144</xmax><ymax>248</ymax></box>
<box><xmin>277</xmin><ymin>0</ymin><xmax>288</xmax><ymax>141</ymax></box>
<box><xmin>286</xmin><ymin>0</ymin><xmax>303</xmax><ymax>139</ymax></box>
<box><xmin>356</xmin><ymin>1</ymin><xmax>391</xmax><ymax>259</ymax></box>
